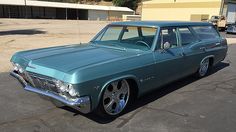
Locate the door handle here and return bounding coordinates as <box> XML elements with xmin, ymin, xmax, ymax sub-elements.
<box><xmin>215</xmin><ymin>43</ymin><xmax>221</xmax><ymax>46</ymax></box>
<box><xmin>200</xmin><ymin>47</ymin><xmax>206</xmax><ymax>51</ymax></box>
<box><xmin>179</xmin><ymin>52</ymin><xmax>185</xmax><ymax>57</ymax></box>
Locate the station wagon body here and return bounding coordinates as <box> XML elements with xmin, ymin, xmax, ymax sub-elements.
<box><xmin>10</xmin><ymin>21</ymin><xmax>228</xmax><ymax>117</ymax></box>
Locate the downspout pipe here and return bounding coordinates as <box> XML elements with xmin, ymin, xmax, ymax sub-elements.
<box><xmin>220</xmin><ymin>0</ymin><xmax>225</xmax><ymax>16</ymax></box>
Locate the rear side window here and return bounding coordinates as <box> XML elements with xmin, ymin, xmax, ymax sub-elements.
<box><xmin>192</xmin><ymin>26</ymin><xmax>219</xmax><ymax>40</ymax></box>
<box><xmin>178</xmin><ymin>27</ymin><xmax>198</xmax><ymax>46</ymax></box>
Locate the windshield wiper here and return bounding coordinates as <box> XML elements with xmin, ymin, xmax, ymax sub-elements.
<box><xmin>111</xmin><ymin>43</ymin><xmax>127</xmax><ymax>51</ymax></box>
<box><xmin>91</xmin><ymin>42</ymin><xmax>127</xmax><ymax>51</ymax></box>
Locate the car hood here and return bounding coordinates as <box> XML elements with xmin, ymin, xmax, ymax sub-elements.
<box><xmin>13</xmin><ymin>44</ymin><xmax>138</xmax><ymax>73</ymax></box>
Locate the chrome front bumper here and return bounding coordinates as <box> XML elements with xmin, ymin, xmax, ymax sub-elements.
<box><xmin>10</xmin><ymin>71</ymin><xmax>91</xmax><ymax>114</ymax></box>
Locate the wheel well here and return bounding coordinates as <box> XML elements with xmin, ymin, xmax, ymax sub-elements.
<box><xmin>209</xmin><ymin>57</ymin><xmax>214</xmax><ymax>67</ymax></box>
<box><xmin>126</xmin><ymin>79</ymin><xmax>139</xmax><ymax>99</ymax></box>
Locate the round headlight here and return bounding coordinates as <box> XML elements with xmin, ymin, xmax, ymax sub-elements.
<box><xmin>13</xmin><ymin>63</ymin><xmax>19</xmax><ymax>71</ymax></box>
<box><xmin>68</xmin><ymin>84</ymin><xmax>77</xmax><ymax>97</ymax></box>
<box><xmin>18</xmin><ymin>66</ymin><xmax>24</xmax><ymax>74</ymax></box>
<box><xmin>54</xmin><ymin>80</ymin><xmax>63</xmax><ymax>88</ymax></box>
<box><xmin>59</xmin><ymin>85</ymin><xmax>67</xmax><ymax>92</ymax></box>
<box><xmin>54</xmin><ymin>80</ymin><xmax>78</xmax><ymax>97</ymax></box>
<box><xmin>54</xmin><ymin>80</ymin><xmax>69</xmax><ymax>93</ymax></box>
<box><xmin>13</xmin><ymin>63</ymin><xmax>24</xmax><ymax>73</ymax></box>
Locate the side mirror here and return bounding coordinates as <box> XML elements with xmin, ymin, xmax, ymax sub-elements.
<box><xmin>163</xmin><ymin>42</ymin><xmax>171</xmax><ymax>50</ymax></box>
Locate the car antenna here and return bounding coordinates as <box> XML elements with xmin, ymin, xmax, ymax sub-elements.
<box><xmin>77</xmin><ymin>19</ymin><xmax>81</xmax><ymax>45</ymax></box>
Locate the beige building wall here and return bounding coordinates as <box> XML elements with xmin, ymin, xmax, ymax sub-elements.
<box><xmin>88</xmin><ymin>10</ymin><xmax>134</xmax><ymax>21</ymax></box>
<box><xmin>142</xmin><ymin>0</ymin><xmax>222</xmax><ymax>21</ymax></box>
<box><xmin>109</xmin><ymin>11</ymin><xmax>134</xmax><ymax>21</ymax></box>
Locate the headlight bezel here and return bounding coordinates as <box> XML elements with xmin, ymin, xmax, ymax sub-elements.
<box><xmin>12</xmin><ymin>62</ymin><xmax>24</xmax><ymax>74</ymax></box>
<box><xmin>12</xmin><ymin>63</ymin><xmax>19</xmax><ymax>71</ymax></box>
<box><xmin>54</xmin><ymin>80</ymin><xmax>79</xmax><ymax>97</ymax></box>
<box><xmin>68</xmin><ymin>84</ymin><xmax>77</xmax><ymax>97</ymax></box>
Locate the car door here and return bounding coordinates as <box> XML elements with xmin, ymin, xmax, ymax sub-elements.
<box><xmin>177</xmin><ymin>27</ymin><xmax>202</xmax><ymax>75</ymax></box>
<box><xmin>152</xmin><ymin>27</ymin><xmax>185</xmax><ymax>88</ymax></box>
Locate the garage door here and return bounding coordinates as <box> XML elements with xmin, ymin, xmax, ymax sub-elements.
<box><xmin>227</xmin><ymin>3</ymin><xmax>236</xmax><ymax>24</ymax></box>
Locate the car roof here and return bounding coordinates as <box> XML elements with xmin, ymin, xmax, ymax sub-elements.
<box><xmin>110</xmin><ymin>21</ymin><xmax>212</xmax><ymax>27</ymax></box>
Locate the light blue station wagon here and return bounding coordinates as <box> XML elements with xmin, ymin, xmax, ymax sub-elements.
<box><xmin>10</xmin><ymin>21</ymin><xmax>228</xmax><ymax>118</ymax></box>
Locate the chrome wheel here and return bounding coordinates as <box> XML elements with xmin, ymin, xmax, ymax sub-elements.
<box><xmin>199</xmin><ymin>59</ymin><xmax>209</xmax><ymax>77</ymax></box>
<box><xmin>103</xmin><ymin>79</ymin><xmax>130</xmax><ymax>115</ymax></box>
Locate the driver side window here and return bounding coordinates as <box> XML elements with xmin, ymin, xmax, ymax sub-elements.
<box><xmin>159</xmin><ymin>27</ymin><xmax>178</xmax><ymax>49</ymax></box>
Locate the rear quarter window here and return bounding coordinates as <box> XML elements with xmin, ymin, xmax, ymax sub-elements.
<box><xmin>192</xmin><ymin>26</ymin><xmax>220</xmax><ymax>40</ymax></box>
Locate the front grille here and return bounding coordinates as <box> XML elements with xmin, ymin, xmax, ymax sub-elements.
<box><xmin>26</xmin><ymin>72</ymin><xmax>59</xmax><ymax>93</ymax></box>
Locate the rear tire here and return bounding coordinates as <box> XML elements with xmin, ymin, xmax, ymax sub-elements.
<box><xmin>195</xmin><ymin>58</ymin><xmax>211</xmax><ymax>78</ymax></box>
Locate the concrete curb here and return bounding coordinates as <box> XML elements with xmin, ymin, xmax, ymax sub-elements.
<box><xmin>226</xmin><ymin>38</ymin><xmax>236</xmax><ymax>45</ymax></box>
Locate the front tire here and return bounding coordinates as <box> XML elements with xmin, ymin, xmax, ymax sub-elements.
<box><xmin>96</xmin><ymin>79</ymin><xmax>131</xmax><ymax>118</ymax></box>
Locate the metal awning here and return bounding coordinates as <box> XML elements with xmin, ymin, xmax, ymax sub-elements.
<box><xmin>0</xmin><ymin>0</ymin><xmax>134</xmax><ymax>12</ymax></box>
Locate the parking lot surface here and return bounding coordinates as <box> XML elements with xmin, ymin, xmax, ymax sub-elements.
<box><xmin>0</xmin><ymin>19</ymin><xmax>236</xmax><ymax>132</ymax></box>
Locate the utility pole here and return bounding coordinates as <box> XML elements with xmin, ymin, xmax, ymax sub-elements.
<box><xmin>8</xmin><ymin>6</ymin><xmax>11</xmax><ymax>18</ymax></box>
<box><xmin>66</xmin><ymin>8</ymin><xmax>68</xmax><ymax>20</ymax></box>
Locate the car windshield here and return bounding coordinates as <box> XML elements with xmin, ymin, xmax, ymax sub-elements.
<box><xmin>92</xmin><ymin>25</ymin><xmax>157</xmax><ymax>51</ymax></box>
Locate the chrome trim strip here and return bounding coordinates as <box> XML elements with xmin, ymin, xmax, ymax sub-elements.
<box><xmin>25</xmin><ymin>85</ymin><xmax>91</xmax><ymax>113</ymax></box>
<box><xmin>10</xmin><ymin>71</ymin><xmax>27</xmax><ymax>86</ymax></box>
<box><xmin>10</xmin><ymin>71</ymin><xmax>91</xmax><ymax>114</ymax></box>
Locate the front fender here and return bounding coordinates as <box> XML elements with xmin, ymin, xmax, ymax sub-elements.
<box><xmin>95</xmin><ymin>75</ymin><xmax>140</xmax><ymax>109</ymax></box>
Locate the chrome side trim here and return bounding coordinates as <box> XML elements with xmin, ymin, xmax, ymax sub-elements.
<box><xmin>10</xmin><ymin>71</ymin><xmax>91</xmax><ymax>114</ymax></box>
